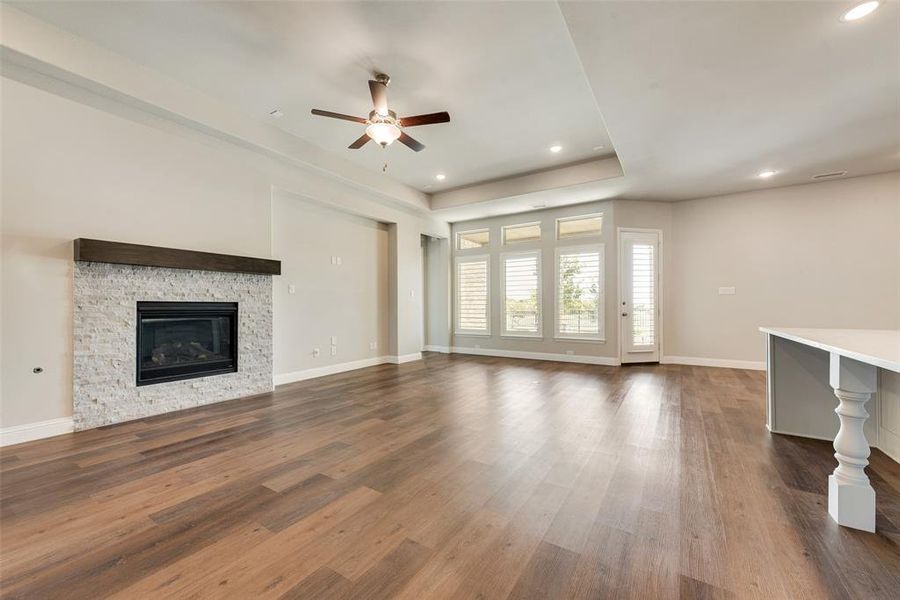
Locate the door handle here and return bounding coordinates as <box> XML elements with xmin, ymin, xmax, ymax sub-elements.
<box><xmin>621</xmin><ymin>312</ymin><xmax>628</xmax><ymax>317</ymax></box>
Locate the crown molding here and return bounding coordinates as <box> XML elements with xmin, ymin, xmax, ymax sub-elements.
<box><xmin>0</xmin><ymin>5</ymin><xmax>431</xmax><ymax>218</ymax></box>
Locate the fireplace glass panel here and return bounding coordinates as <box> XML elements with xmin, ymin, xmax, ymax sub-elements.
<box><xmin>136</xmin><ymin>302</ymin><xmax>237</xmax><ymax>385</ymax></box>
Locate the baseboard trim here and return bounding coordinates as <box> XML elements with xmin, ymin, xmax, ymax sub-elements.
<box><xmin>274</xmin><ymin>352</ymin><xmax>424</xmax><ymax>385</ymax></box>
<box><xmin>423</xmin><ymin>345</ymin><xmax>450</xmax><ymax>353</ymax></box>
<box><xmin>767</xmin><ymin>425</ymin><xmax>836</xmax><ymax>443</ymax></box>
<box><xmin>450</xmin><ymin>346</ymin><xmax>620</xmax><ymax>366</ymax></box>
<box><xmin>661</xmin><ymin>355</ymin><xmax>766</xmax><ymax>371</ymax></box>
<box><xmin>1</xmin><ymin>417</ymin><xmax>75</xmax><ymax>447</ymax></box>
<box><xmin>275</xmin><ymin>356</ymin><xmax>390</xmax><ymax>385</ymax></box>
<box><xmin>388</xmin><ymin>352</ymin><xmax>423</xmax><ymax>364</ymax></box>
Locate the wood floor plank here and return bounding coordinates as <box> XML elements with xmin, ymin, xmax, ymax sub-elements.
<box><xmin>2</xmin><ymin>354</ymin><xmax>899</xmax><ymax>599</ymax></box>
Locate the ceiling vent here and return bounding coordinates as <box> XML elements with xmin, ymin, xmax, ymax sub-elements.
<box><xmin>812</xmin><ymin>171</ymin><xmax>847</xmax><ymax>180</ymax></box>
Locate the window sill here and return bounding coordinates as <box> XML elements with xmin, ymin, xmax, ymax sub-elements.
<box><xmin>454</xmin><ymin>332</ymin><xmax>492</xmax><ymax>338</ymax></box>
<box><xmin>500</xmin><ymin>335</ymin><xmax>543</xmax><ymax>341</ymax></box>
<box><xmin>553</xmin><ymin>336</ymin><xmax>606</xmax><ymax>344</ymax></box>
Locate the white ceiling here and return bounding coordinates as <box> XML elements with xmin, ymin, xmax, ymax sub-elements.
<box><xmin>10</xmin><ymin>1</ymin><xmax>900</xmax><ymax>212</ymax></box>
<box><xmin>11</xmin><ymin>1</ymin><xmax>613</xmax><ymax>193</ymax></box>
<box><xmin>560</xmin><ymin>0</ymin><xmax>900</xmax><ymax>200</ymax></box>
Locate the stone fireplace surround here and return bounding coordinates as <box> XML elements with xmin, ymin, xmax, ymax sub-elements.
<box><xmin>73</xmin><ymin>243</ymin><xmax>277</xmax><ymax>430</ymax></box>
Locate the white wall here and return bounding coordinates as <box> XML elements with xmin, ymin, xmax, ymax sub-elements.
<box><xmin>446</xmin><ymin>173</ymin><xmax>899</xmax><ymax>367</ymax></box>
<box><xmin>1</xmin><ymin>77</ymin><xmax>272</xmax><ymax>427</ymax></box>
<box><xmin>450</xmin><ymin>200</ymin><xmax>618</xmax><ymax>361</ymax></box>
<box><xmin>273</xmin><ymin>197</ymin><xmax>389</xmax><ymax>377</ymax></box>
<box><xmin>668</xmin><ymin>172</ymin><xmax>900</xmax><ymax>363</ymax></box>
<box><xmin>0</xmin><ymin>68</ymin><xmax>448</xmax><ymax>430</ymax></box>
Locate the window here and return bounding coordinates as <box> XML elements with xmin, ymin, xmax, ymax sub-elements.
<box><xmin>501</xmin><ymin>251</ymin><xmax>541</xmax><ymax>337</ymax></box>
<box><xmin>455</xmin><ymin>256</ymin><xmax>490</xmax><ymax>334</ymax></box>
<box><xmin>630</xmin><ymin>243</ymin><xmax>656</xmax><ymax>346</ymax></box>
<box><xmin>502</xmin><ymin>222</ymin><xmax>541</xmax><ymax>245</ymax></box>
<box><xmin>457</xmin><ymin>229</ymin><xmax>490</xmax><ymax>250</ymax></box>
<box><xmin>556</xmin><ymin>245</ymin><xmax>604</xmax><ymax>340</ymax></box>
<box><xmin>556</xmin><ymin>213</ymin><xmax>603</xmax><ymax>240</ymax></box>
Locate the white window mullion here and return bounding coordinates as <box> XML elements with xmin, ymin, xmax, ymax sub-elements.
<box><xmin>501</xmin><ymin>251</ymin><xmax>541</xmax><ymax>337</ymax></box>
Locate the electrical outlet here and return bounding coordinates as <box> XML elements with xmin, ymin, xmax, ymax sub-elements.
<box><xmin>313</xmin><ymin>348</ymin><xmax>320</xmax><ymax>357</ymax></box>
<box><xmin>565</xmin><ymin>350</ymin><xmax>575</xmax><ymax>355</ymax></box>
<box><xmin>330</xmin><ymin>346</ymin><xmax>337</xmax><ymax>356</ymax></box>
<box><xmin>369</xmin><ymin>341</ymin><xmax>377</xmax><ymax>350</ymax></box>
<box><xmin>718</xmin><ymin>286</ymin><xmax>736</xmax><ymax>295</ymax></box>
<box><xmin>288</xmin><ymin>284</ymin><xmax>296</xmax><ymax>294</ymax></box>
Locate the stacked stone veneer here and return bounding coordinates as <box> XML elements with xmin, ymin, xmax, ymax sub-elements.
<box><xmin>73</xmin><ymin>262</ymin><xmax>273</xmax><ymax>430</ymax></box>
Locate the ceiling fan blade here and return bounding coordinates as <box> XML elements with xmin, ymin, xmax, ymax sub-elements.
<box><xmin>311</xmin><ymin>109</ymin><xmax>367</xmax><ymax>124</ymax></box>
<box><xmin>397</xmin><ymin>131</ymin><xmax>425</xmax><ymax>152</ymax></box>
<box><xmin>400</xmin><ymin>112</ymin><xmax>450</xmax><ymax>127</ymax></box>
<box><xmin>368</xmin><ymin>80</ymin><xmax>388</xmax><ymax>116</ymax></box>
<box><xmin>348</xmin><ymin>133</ymin><xmax>370</xmax><ymax>149</ymax></box>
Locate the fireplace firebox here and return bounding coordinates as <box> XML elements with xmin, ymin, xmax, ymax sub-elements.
<box><xmin>136</xmin><ymin>301</ymin><xmax>238</xmax><ymax>386</ymax></box>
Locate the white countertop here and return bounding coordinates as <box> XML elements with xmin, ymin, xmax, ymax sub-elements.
<box><xmin>760</xmin><ymin>327</ymin><xmax>900</xmax><ymax>373</ymax></box>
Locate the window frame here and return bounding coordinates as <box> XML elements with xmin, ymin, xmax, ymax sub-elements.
<box><xmin>554</xmin><ymin>243</ymin><xmax>605</xmax><ymax>342</ymax></box>
<box><xmin>500</xmin><ymin>250</ymin><xmax>542</xmax><ymax>339</ymax></box>
<box><xmin>555</xmin><ymin>213</ymin><xmax>604</xmax><ymax>241</ymax></box>
<box><xmin>456</xmin><ymin>228</ymin><xmax>491</xmax><ymax>251</ymax></box>
<box><xmin>454</xmin><ymin>254</ymin><xmax>491</xmax><ymax>336</ymax></box>
<box><xmin>501</xmin><ymin>221</ymin><xmax>542</xmax><ymax>246</ymax></box>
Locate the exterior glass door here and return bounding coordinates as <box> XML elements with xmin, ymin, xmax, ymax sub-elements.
<box><xmin>620</xmin><ymin>230</ymin><xmax>660</xmax><ymax>363</ymax></box>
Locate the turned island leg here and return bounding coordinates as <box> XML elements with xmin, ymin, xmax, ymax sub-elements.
<box><xmin>828</xmin><ymin>353</ymin><xmax>877</xmax><ymax>532</ymax></box>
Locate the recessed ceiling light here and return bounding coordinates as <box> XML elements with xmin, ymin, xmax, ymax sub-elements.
<box><xmin>758</xmin><ymin>170</ymin><xmax>777</xmax><ymax>179</ymax></box>
<box><xmin>593</xmin><ymin>145</ymin><xmax>605</xmax><ymax>151</ymax></box>
<box><xmin>841</xmin><ymin>1</ymin><xmax>880</xmax><ymax>21</ymax></box>
<box><xmin>532</xmin><ymin>203</ymin><xmax>547</xmax><ymax>209</ymax></box>
<box><xmin>268</xmin><ymin>109</ymin><xmax>284</xmax><ymax>118</ymax></box>
<box><xmin>550</xmin><ymin>145</ymin><xmax>563</xmax><ymax>153</ymax></box>
<box><xmin>435</xmin><ymin>173</ymin><xmax>446</xmax><ymax>181</ymax></box>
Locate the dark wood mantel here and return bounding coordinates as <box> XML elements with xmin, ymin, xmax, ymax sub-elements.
<box><xmin>73</xmin><ymin>238</ymin><xmax>281</xmax><ymax>275</ymax></box>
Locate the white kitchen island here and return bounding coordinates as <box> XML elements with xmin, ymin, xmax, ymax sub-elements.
<box><xmin>760</xmin><ymin>327</ymin><xmax>900</xmax><ymax>532</ymax></box>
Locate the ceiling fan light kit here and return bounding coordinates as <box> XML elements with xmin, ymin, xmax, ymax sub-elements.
<box><xmin>311</xmin><ymin>73</ymin><xmax>450</xmax><ymax>152</ymax></box>
<box><xmin>365</xmin><ymin>110</ymin><xmax>402</xmax><ymax>146</ymax></box>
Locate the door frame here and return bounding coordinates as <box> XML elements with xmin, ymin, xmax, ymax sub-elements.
<box><xmin>617</xmin><ymin>227</ymin><xmax>664</xmax><ymax>364</ymax></box>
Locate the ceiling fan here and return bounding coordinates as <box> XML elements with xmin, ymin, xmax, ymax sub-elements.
<box><xmin>311</xmin><ymin>73</ymin><xmax>450</xmax><ymax>152</ymax></box>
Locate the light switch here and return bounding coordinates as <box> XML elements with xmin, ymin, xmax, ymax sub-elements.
<box><xmin>336</xmin><ymin>256</ymin><xmax>342</xmax><ymax>265</ymax></box>
<box><xmin>718</xmin><ymin>287</ymin><xmax>736</xmax><ymax>295</ymax></box>
<box><xmin>331</xmin><ymin>336</ymin><xmax>337</xmax><ymax>345</ymax></box>
<box><xmin>330</xmin><ymin>346</ymin><xmax>337</xmax><ymax>356</ymax></box>
<box><xmin>313</xmin><ymin>348</ymin><xmax>320</xmax><ymax>357</ymax></box>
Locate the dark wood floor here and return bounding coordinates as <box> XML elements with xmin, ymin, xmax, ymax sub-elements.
<box><xmin>2</xmin><ymin>353</ymin><xmax>899</xmax><ymax>599</ymax></box>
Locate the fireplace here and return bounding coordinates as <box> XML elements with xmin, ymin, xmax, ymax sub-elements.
<box><xmin>136</xmin><ymin>301</ymin><xmax>238</xmax><ymax>386</ymax></box>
